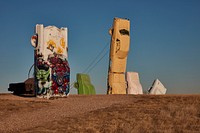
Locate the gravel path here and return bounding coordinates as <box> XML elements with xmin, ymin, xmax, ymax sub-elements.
<box><xmin>0</xmin><ymin>94</ymin><xmax>132</xmax><ymax>133</ymax></box>
<box><xmin>1</xmin><ymin>94</ymin><xmax>200</xmax><ymax>133</ymax></box>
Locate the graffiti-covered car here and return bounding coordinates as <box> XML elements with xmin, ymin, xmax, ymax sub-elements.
<box><xmin>32</xmin><ymin>24</ymin><xmax>70</xmax><ymax>98</ymax></box>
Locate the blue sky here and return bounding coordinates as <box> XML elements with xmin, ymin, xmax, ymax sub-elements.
<box><xmin>0</xmin><ymin>0</ymin><xmax>200</xmax><ymax>94</ymax></box>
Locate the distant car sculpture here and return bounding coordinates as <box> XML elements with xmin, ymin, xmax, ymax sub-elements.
<box><xmin>148</xmin><ymin>79</ymin><xmax>167</xmax><ymax>94</ymax></box>
<box><xmin>8</xmin><ymin>78</ymin><xmax>34</xmax><ymax>95</ymax></box>
<box><xmin>126</xmin><ymin>72</ymin><xmax>143</xmax><ymax>94</ymax></box>
<box><xmin>74</xmin><ymin>73</ymin><xmax>96</xmax><ymax>95</ymax></box>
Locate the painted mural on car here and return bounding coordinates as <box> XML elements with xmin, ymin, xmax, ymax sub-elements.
<box><xmin>31</xmin><ymin>25</ymin><xmax>70</xmax><ymax>98</ymax></box>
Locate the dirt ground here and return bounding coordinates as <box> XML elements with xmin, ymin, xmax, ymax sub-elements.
<box><xmin>0</xmin><ymin>93</ymin><xmax>200</xmax><ymax>133</ymax></box>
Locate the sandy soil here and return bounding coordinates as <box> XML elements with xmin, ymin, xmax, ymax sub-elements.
<box><xmin>0</xmin><ymin>93</ymin><xmax>200</xmax><ymax>133</ymax></box>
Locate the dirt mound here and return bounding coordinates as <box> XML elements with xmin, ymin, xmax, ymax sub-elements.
<box><xmin>0</xmin><ymin>94</ymin><xmax>200</xmax><ymax>132</ymax></box>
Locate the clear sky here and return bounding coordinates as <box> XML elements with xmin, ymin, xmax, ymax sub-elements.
<box><xmin>0</xmin><ymin>0</ymin><xmax>200</xmax><ymax>94</ymax></box>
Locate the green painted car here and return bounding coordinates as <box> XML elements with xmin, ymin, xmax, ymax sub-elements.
<box><xmin>74</xmin><ymin>73</ymin><xmax>96</xmax><ymax>95</ymax></box>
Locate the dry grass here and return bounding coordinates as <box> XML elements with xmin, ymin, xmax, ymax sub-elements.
<box><xmin>0</xmin><ymin>94</ymin><xmax>200</xmax><ymax>133</ymax></box>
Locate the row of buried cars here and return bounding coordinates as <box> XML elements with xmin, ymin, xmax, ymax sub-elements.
<box><xmin>8</xmin><ymin>73</ymin><xmax>167</xmax><ymax>96</ymax></box>
<box><xmin>8</xmin><ymin>18</ymin><xmax>167</xmax><ymax>96</ymax></box>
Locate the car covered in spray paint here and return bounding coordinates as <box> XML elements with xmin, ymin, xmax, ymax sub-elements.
<box><xmin>8</xmin><ymin>25</ymin><xmax>70</xmax><ymax>98</ymax></box>
<box><xmin>32</xmin><ymin>24</ymin><xmax>70</xmax><ymax>98</ymax></box>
